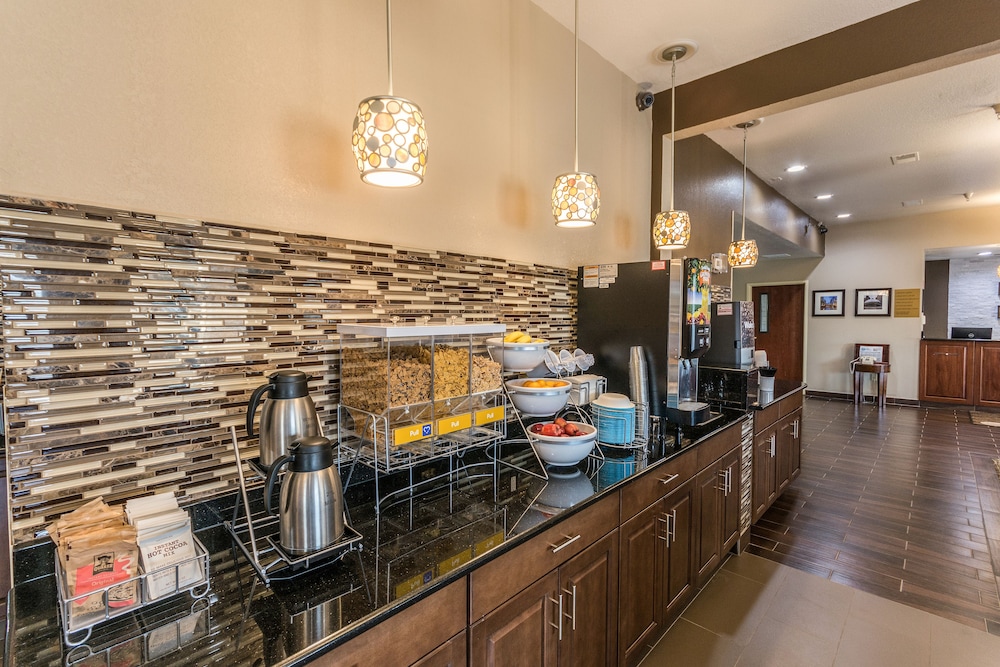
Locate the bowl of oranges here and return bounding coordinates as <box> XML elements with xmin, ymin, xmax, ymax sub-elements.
<box><xmin>505</xmin><ymin>377</ymin><xmax>571</xmax><ymax>416</ymax></box>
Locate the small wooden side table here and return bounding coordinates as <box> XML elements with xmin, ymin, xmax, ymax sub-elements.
<box><xmin>853</xmin><ymin>362</ymin><xmax>891</xmax><ymax>407</ymax></box>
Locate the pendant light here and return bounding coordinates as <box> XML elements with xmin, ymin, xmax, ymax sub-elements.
<box><xmin>727</xmin><ymin>120</ymin><xmax>759</xmax><ymax>268</ymax></box>
<box><xmin>352</xmin><ymin>0</ymin><xmax>428</xmax><ymax>187</ymax></box>
<box><xmin>652</xmin><ymin>45</ymin><xmax>691</xmax><ymax>250</ymax></box>
<box><xmin>552</xmin><ymin>0</ymin><xmax>600</xmax><ymax>227</ymax></box>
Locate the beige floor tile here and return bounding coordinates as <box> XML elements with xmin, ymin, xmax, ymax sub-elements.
<box><xmin>723</xmin><ymin>553</ymin><xmax>790</xmax><ymax>586</ymax></box>
<box><xmin>847</xmin><ymin>589</ymin><xmax>932</xmax><ymax>641</ymax></box>
<box><xmin>639</xmin><ymin>619</ymin><xmax>743</xmax><ymax>667</ymax></box>
<box><xmin>764</xmin><ymin>584</ymin><xmax>851</xmax><ymax>644</ymax></box>
<box><xmin>834</xmin><ymin>615</ymin><xmax>931</xmax><ymax>667</ymax></box>
<box><xmin>682</xmin><ymin>568</ymin><xmax>778</xmax><ymax>646</ymax></box>
<box><xmin>737</xmin><ymin>616</ymin><xmax>838</xmax><ymax>667</ymax></box>
<box><xmin>929</xmin><ymin>614</ymin><xmax>1000</xmax><ymax>667</ymax></box>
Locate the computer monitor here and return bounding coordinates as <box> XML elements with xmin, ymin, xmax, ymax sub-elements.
<box><xmin>950</xmin><ymin>327</ymin><xmax>992</xmax><ymax>340</ymax></box>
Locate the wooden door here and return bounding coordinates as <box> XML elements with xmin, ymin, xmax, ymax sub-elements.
<box><xmin>694</xmin><ymin>464</ymin><xmax>723</xmax><ymax>587</ymax></box>
<box><xmin>470</xmin><ymin>571</ymin><xmax>559</xmax><ymax>667</ymax></box>
<box><xmin>974</xmin><ymin>342</ymin><xmax>1000</xmax><ymax>407</ymax></box>
<box><xmin>752</xmin><ymin>429</ymin><xmax>777</xmax><ymax>523</ymax></box>
<box><xmin>618</xmin><ymin>503</ymin><xmax>662</xmax><ymax>667</ymax></box>
<box><xmin>662</xmin><ymin>480</ymin><xmax>695</xmax><ymax>621</ymax></box>
<box><xmin>559</xmin><ymin>532</ymin><xmax>618</xmax><ymax>667</ymax></box>
<box><xmin>720</xmin><ymin>448</ymin><xmax>742</xmax><ymax>554</ymax></box>
<box><xmin>919</xmin><ymin>339</ymin><xmax>975</xmax><ymax>403</ymax></box>
<box><xmin>751</xmin><ymin>284</ymin><xmax>805</xmax><ymax>383</ymax></box>
<box><xmin>776</xmin><ymin>415</ymin><xmax>794</xmax><ymax>495</ymax></box>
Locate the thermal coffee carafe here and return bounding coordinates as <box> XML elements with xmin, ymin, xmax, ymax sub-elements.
<box><xmin>247</xmin><ymin>370</ymin><xmax>321</xmax><ymax>470</ymax></box>
<box><xmin>264</xmin><ymin>436</ymin><xmax>346</xmax><ymax>555</ymax></box>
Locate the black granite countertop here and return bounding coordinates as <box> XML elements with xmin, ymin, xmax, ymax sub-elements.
<box><xmin>4</xmin><ymin>391</ymin><xmax>802</xmax><ymax>667</ymax></box>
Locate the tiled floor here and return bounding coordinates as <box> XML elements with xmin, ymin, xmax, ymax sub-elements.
<box><xmin>642</xmin><ymin>397</ymin><xmax>1000</xmax><ymax>665</ymax></box>
<box><xmin>750</xmin><ymin>397</ymin><xmax>1000</xmax><ymax>632</ymax></box>
<box><xmin>641</xmin><ymin>552</ymin><xmax>1000</xmax><ymax>666</ymax></box>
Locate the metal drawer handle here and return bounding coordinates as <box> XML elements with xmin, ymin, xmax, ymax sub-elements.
<box><xmin>548</xmin><ymin>594</ymin><xmax>564</xmax><ymax>640</ymax></box>
<box><xmin>669</xmin><ymin>509</ymin><xmax>677</xmax><ymax>543</ymax></box>
<box><xmin>550</xmin><ymin>534</ymin><xmax>582</xmax><ymax>553</ymax></box>
<box><xmin>656</xmin><ymin>516</ymin><xmax>669</xmax><ymax>542</ymax></box>
<box><xmin>792</xmin><ymin>419</ymin><xmax>799</xmax><ymax>439</ymax></box>
<box><xmin>562</xmin><ymin>584</ymin><xmax>577</xmax><ymax>631</ymax></box>
<box><xmin>770</xmin><ymin>434</ymin><xmax>776</xmax><ymax>458</ymax></box>
<box><xmin>659</xmin><ymin>473</ymin><xmax>680</xmax><ymax>485</ymax></box>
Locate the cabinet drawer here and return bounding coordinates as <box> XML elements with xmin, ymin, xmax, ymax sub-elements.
<box><xmin>470</xmin><ymin>492</ymin><xmax>619</xmax><ymax>621</ymax></box>
<box><xmin>620</xmin><ymin>450</ymin><xmax>696</xmax><ymax>521</ymax></box>
<box><xmin>754</xmin><ymin>402</ymin><xmax>779</xmax><ymax>433</ymax></box>
<box><xmin>778</xmin><ymin>390</ymin><xmax>803</xmax><ymax>418</ymax></box>
<box><xmin>315</xmin><ymin>578</ymin><xmax>467</xmax><ymax>666</ymax></box>
<box><xmin>695</xmin><ymin>419</ymin><xmax>741</xmax><ymax>470</ymax></box>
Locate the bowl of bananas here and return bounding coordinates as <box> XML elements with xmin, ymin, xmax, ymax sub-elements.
<box><xmin>487</xmin><ymin>330</ymin><xmax>550</xmax><ymax>372</ymax></box>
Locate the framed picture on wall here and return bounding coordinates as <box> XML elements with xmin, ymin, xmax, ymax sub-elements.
<box><xmin>812</xmin><ymin>289</ymin><xmax>845</xmax><ymax>316</ymax></box>
<box><xmin>855</xmin><ymin>288</ymin><xmax>892</xmax><ymax>316</ymax></box>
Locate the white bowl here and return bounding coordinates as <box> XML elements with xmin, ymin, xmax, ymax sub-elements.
<box><xmin>506</xmin><ymin>378</ymin><xmax>571</xmax><ymax>416</ymax></box>
<box><xmin>487</xmin><ymin>337</ymin><xmax>550</xmax><ymax>372</ymax></box>
<box><xmin>530</xmin><ymin>422</ymin><xmax>597</xmax><ymax>466</ymax></box>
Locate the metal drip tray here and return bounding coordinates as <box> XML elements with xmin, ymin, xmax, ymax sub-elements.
<box><xmin>664</xmin><ymin>401</ymin><xmax>712</xmax><ymax>426</ymax></box>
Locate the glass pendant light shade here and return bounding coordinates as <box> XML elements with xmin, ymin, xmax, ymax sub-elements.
<box><xmin>653</xmin><ymin>209</ymin><xmax>691</xmax><ymax>249</ymax></box>
<box><xmin>552</xmin><ymin>172</ymin><xmax>600</xmax><ymax>227</ymax></box>
<box><xmin>353</xmin><ymin>95</ymin><xmax>427</xmax><ymax>187</ymax></box>
<box><xmin>728</xmin><ymin>238</ymin><xmax>759</xmax><ymax>267</ymax></box>
<box><xmin>653</xmin><ymin>45</ymin><xmax>691</xmax><ymax>250</ymax></box>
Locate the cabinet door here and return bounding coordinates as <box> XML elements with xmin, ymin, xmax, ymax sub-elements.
<box><xmin>776</xmin><ymin>415</ymin><xmax>794</xmax><ymax>495</ymax></box>
<box><xmin>559</xmin><ymin>531</ymin><xmax>618</xmax><ymax>667</ymax></box>
<box><xmin>752</xmin><ymin>429</ymin><xmax>776</xmax><ymax>523</ymax></box>
<box><xmin>413</xmin><ymin>630</ymin><xmax>467</xmax><ymax>667</ymax></box>
<box><xmin>618</xmin><ymin>502</ymin><xmax>662</xmax><ymax>667</ymax></box>
<box><xmin>662</xmin><ymin>480</ymin><xmax>695</xmax><ymax>620</ymax></box>
<box><xmin>786</xmin><ymin>411</ymin><xmax>801</xmax><ymax>483</ymax></box>
<box><xmin>694</xmin><ymin>464</ymin><xmax>723</xmax><ymax>587</ymax></box>
<box><xmin>720</xmin><ymin>448</ymin><xmax>742</xmax><ymax>554</ymax></box>
<box><xmin>975</xmin><ymin>343</ymin><xmax>1000</xmax><ymax>407</ymax></box>
<box><xmin>919</xmin><ymin>340</ymin><xmax>975</xmax><ymax>403</ymax></box>
<box><xmin>470</xmin><ymin>571</ymin><xmax>559</xmax><ymax>667</ymax></box>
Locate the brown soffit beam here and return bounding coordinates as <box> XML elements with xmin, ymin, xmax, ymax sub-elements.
<box><xmin>648</xmin><ymin>0</ymin><xmax>1000</xmax><ymax>254</ymax></box>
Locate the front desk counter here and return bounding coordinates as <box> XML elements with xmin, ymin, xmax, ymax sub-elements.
<box><xmin>7</xmin><ymin>383</ymin><xmax>803</xmax><ymax>667</ymax></box>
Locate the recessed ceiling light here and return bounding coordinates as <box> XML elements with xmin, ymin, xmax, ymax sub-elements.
<box><xmin>785</xmin><ymin>164</ymin><xmax>806</xmax><ymax>173</ymax></box>
<box><xmin>815</xmin><ymin>194</ymin><xmax>833</xmax><ymax>200</ymax></box>
<box><xmin>836</xmin><ymin>213</ymin><xmax>851</xmax><ymax>219</ymax></box>
<box><xmin>977</xmin><ymin>251</ymin><xmax>993</xmax><ymax>256</ymax></box>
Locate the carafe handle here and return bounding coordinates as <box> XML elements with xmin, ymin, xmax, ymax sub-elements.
<box><xmin>246</xmin><ymin>381</ymin><xmax>273</xmax><ymax>437</ymax></box>
<box><xmin>264</xmin><ymin>454</ymin><xmax>291</xmax><ymax>515</ymax></box>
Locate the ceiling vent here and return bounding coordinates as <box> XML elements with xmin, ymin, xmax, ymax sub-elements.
<box><xmin>901</xmin><ymin>199</ymin><xmax>923</xmax><ymax>207</ymax></box>
<box><xmin>890</xmin><ymin>152</ymin><xmax>920</xmax><ymax>165</ymax></box>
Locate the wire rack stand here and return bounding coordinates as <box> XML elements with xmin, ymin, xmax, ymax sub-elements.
<box><xmin>223</xmin><ymin>427</ymin><xmax>363</xmax><ymax>586</ymax></box>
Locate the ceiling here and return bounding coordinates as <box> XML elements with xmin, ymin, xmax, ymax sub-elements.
<box><xmin>531</xmin><ymin>0</ymin><xmax>1000</xmax><ymax>244</ymax></box>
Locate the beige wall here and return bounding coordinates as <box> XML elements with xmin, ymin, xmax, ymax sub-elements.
<box><xmin>0</xmin><ymin>0</ymin><xmax>651</xmax><ymax>269</ymax></box>
<box><xmin>736</xmin><ymin>204</ymin><xmax>1000</xmax><ymax>400</ymax></box>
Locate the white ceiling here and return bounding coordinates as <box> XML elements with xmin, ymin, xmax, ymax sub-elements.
<box><xmin>531</xmin><ymin>0</ymin><xmax>1000</xmax><ymax>239</ymax></box>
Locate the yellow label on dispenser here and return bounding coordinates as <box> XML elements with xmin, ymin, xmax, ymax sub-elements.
<box><xmin>437</xmin><ymin>548</ymin><xmax>472</xmax><ymax>576</ymax></box>
<box><xmin>395</xmin><ymin>569</ymin><xmax>434</xmax><ymax>599</ymax></box>
<box><xmin>475</xmin><ymin>405</ymin><xmax>505</xmax><ymax>425</ymax></box>
<box><xmin>475</xmin><ymin>531</ymin><xmax>505</xmax><ymax>556</ymax></box>
<box><xmin>437</xmin><ymin>412</ymin><xmax>472</xmax><ymax>435</ymax></box>
<box><xmin>393</xmin><ymin>422</ymin><xmax>434</xmax><ymax>446</ymax></box>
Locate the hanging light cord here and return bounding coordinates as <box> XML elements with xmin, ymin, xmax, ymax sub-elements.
<box><xmin>669</xmin><ymin>53</ymin><xmax>677</xmax><ymax>210</ymax></box>
<box><xmin>740</xmin><ymin>124</ymin><xmax>748</xmax><ymax>239</ymax></box>
<box><xmin>385</xmin><ymin>0</ymin><xmax>394</xmax><ymax>96</ymax></box>
<box><xmin>573</xmin><ymin>0</ymin><xmax>579</xmax><ymax>172</ymax></box>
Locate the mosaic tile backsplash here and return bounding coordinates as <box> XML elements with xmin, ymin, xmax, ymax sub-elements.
<box><xmin>0</xmin><ymin>195</ymin><xmax>576</xmax><ymax>545</ymax></box>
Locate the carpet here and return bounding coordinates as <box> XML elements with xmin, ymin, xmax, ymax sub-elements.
<box><xmin>970</xmin><ymin>411</ymin><xmax>1000</xmax><ymax>427</ymax></box>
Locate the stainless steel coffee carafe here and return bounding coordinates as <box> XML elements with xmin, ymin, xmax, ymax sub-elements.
<box><xmin>264</xmin><ymin>436</ymin><xmax>345</xmax><ymax>555</ymax></box>
<box><xmin>247</xmin><ymin>370</ymin><xmax>321</xmax><ymax>470</ymax></box>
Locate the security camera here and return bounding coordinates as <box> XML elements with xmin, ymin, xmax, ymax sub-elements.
<box><xmin>636</xmin><ymin>91</ymin><xmax>654</xmax><ymax>111</ymax></box>
<box><xmin>818</xmin><ymin>223</ymin><xmax>828</xmax><ymax>234</ymax></box>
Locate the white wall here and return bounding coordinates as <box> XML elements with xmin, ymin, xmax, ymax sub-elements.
<box><xmin>0</xmin><ymin>1</ymin><xmax>652</xmax><ymax>269</ymax></box>
<box><xmin>800</xmin><ymin>204</ymin><xmax>1000</xmax><ymax>400</ymax></box>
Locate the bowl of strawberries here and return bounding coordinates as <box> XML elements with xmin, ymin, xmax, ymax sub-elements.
<box><xmin>528</xmin><ymin>418</ymin><xmax>597</xmax><ymax>466</ymax></box>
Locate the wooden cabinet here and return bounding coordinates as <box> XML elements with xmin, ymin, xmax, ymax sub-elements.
<box><xmin>315</xmin><ymin>578</ymin><xmax>467</xmax><ymax>667</ymax></box>
<box><xmin>618</xmin><ymin>479</ymin><xmax>695</xmax><ymax>667</ymax></box>
<box><xmin>470</xmin><ymin>531</ymin><xmax>618</xmax><ymax>667</ymax></box>
<box><xmin>975</xmin><ymin>342</ymin><xmax>1000</xmax><ymax>408</ymax></box>
<box><xmin>753</xmin><ymin>390</ymin><xmax>803</xmax><ymax>523</ymax></box>
<box><xmin>920</xmin><ymin>339</ymin><xmax>975</xmax><ymax>404</ymax></box>
<box><xmin>413</xmin><ymin>631</ymin><xmax>467</xmax><ymax>667</ymax></box>
<box><xmin>695</xmin><ymin>448</ymin><xmax>741</xmax><ymax>587</ymax></box>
